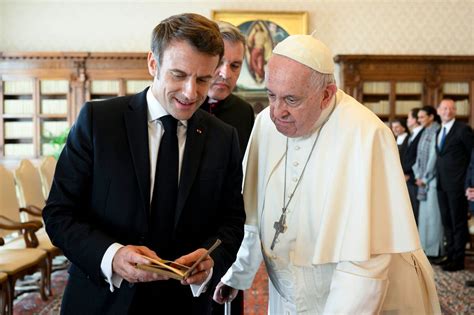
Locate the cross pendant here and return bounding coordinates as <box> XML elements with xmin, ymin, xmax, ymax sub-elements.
<box><xmin>270</xmin><ymin>211</ymin><xmax>287</xmax><ymax>250</ymax></box>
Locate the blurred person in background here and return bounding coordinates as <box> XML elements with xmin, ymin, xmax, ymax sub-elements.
<box><xmin>412</xmin><ymin>106</ymin><xmax>444</xmax><ymax>260</ymax></box>
<box><xmin>401</xmin><ymin>108</ymin><xmax>424</xmax><ymax>224</ymax></box>
<box><xmin>201</xmin><ymin>21</ymin><xmax>255</xmax><ymax>157</ymax></box>
<box><xmin>436</xmin><ymin>99</ymin><xmax>472</xmax><ymax>271</ymax></box>
<box><xmin>390</xmin><ymin>118</ymin><xmax>409</xmax><ymax>158</ymax></box>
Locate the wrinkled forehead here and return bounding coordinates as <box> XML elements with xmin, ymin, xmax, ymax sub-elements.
<box><xmin>222</xmin><ymin>40</ymin><xmax>245</xmax><ymax>59</ymax></box>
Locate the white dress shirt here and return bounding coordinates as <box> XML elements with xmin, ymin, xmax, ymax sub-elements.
<box><xmin>438</xmin><ymin>118</ymin><xmax>455</xmax><ymax>147</ymax></box>
<box><xmin>396</xmin><ymin>132</ymin><xmax>408</xmax><ymax>145</ymax></box>
<box><xmin>409</xmin><ymin>125</ymin><xmax>423</xmax><ymax>144</ymax></box>
<box><xmin>100</xmin><ymin>88</ymin><xmax>211</xmax><ymax>295</ymax></box>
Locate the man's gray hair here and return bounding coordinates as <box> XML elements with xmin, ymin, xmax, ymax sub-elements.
<box><xmin>217</xmin><ymin>21</ymin><xmax>246</xmax><ymax>47</ymax></box>
<box><xmin>310</xmin><ymin>71</ymin><xmax>336</xmax><ymax>91</ymax></box>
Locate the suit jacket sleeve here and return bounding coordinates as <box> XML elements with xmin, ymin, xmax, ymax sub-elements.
<box><xmin>460</xmin><ymin>122</ymin><xmax>473</xmax><ymax>152</ymax></box>
<box><xmin>183</xmin><ymin>124</ymin><xmax>245</xmax><ymax>291</ymax></box>
<box><xmin>201</xmin><ymin>124</ymin><xmax>246</xmax><ymax>291</ymax></box>
<box><xmin>43</xmin><ymin>102</ymin><xmax>116</xmax><ymax>285</ymax></box>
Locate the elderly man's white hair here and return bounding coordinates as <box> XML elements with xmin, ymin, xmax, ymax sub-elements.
<box><xmin>272</xmin><ymin>34</ymin><xmax>334</xmax><ymax>74</ymax></box>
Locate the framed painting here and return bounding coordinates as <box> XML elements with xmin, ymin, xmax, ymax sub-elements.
<box><xmin>212</xmin><ymin>11</ymin><xmax>308</xmax><ymax>90</ymax></box>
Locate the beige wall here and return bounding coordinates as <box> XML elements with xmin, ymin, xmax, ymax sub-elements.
<box><xmin>1</xmin><ymin>0</ymin><xmax>473</xmax><ymax>55</ymax></box>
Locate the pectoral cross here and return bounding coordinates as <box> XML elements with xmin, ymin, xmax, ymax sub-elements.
<box><xmin>270</xmin><ymin>210</ymin><xmax>287</xmax><ymax>250</ymax></box>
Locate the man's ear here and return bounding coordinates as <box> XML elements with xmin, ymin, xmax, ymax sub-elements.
<box><xmin>147</xmin><ymin>51</ymin><xmax>158</xmax><ymax>77</ymax></box>
<box><xmin>321</xmin><ymin>84</ymin><xmax>337</xmax><ymax>109</ymax></box>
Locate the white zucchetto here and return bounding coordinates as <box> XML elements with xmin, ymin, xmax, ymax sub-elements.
<box><xmin>272</xmin><ymin>35</ymin><xmax>335</xmax><ymax>74</ymax></box>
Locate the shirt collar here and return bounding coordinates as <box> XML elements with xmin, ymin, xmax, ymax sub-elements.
<box><xmin>396</xmin><ymin>132</ymin><xmax>408</xmax><ymax>145</ymax></box>
<box><xmin>442</xmin><ymin>118</ymin><xmax>455</xmax><ymax>130</ymax></box>
<box><xmin>207</xmin><ymin>97</ymin><xmax>220</xmax><ymax>104</ymax></box>
<box><xmin>413</xmin><ymin>125</ymin><xmax>423</xmax><ymax>133</ymax></box>
<box><xmin>411</xmin><ymin>125</ymin><xmax>423</xmax><ymax>137</ymax></box>
<box><xmin>146</xmin><ymin>87</ymin><xmax>188</xmax><ymax>127</ymax></box>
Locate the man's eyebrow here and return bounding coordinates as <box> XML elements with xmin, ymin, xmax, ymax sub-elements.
<box><xmin>197</xmin><ymin>74</ymin><xmax>213</xmax><ymax>80</ymax></box>
<box><xmin>169</xmin><ymin>69</ymin><xmax>186</xmax><ymax>74</ymax></box>
<box><xmin>169</xmin><ymin>69</ymin><xmax>212</xmax><ymax>80</ymax></box>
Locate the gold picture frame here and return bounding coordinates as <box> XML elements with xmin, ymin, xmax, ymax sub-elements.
<box><xmin>211</xmin><ymin>11</ymin><xmax>308</xmax><ymax>91</ymax></box>
<box><xmin>211</xmin><ymin>11</ymin><xmax>308</xmax><ymax>35</ymax></box>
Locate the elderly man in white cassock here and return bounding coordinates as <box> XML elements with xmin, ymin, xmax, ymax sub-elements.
<box><xmin>213</xmin><ymin>34</ymin><xmax>441</xmax><ymax>314</ymax></box>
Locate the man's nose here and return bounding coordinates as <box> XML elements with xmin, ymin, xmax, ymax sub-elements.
<box><xmin>183</xmin><ymin>79</ymin><xmax>197</xmax><ymax>99</ymax></box>
<box><xmin>271</xmin><ymin>99</ymin><xmax>288</xmax><ymax>116</ymax></box>
<box><xmin>218</xmin><ymin>64</ymin><xmax>230</xmax><ymax>80</ymax></box>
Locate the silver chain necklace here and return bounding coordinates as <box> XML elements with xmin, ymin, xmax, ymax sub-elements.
<box><xmin>270</xmin><ymin>102</ymin><xmax>336</xmax><ymax>250</ymax></box>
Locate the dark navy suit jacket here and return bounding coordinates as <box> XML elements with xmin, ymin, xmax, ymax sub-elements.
<box><xmin>436</xmin><ymin>120</ymin><xmax>472</xmax><ymax>191</ymax></box>
<box><xmin>401</xmin><ymin>128</ymin><xmax>424</xmax><ymax>184</ymax></box>
<box><xmin>43</xmin><ymin>88</ymin><xmax>245</xmax><ymax>314</ymax></box>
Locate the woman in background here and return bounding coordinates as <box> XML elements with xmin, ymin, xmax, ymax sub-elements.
<box><xmin>412</xmin><ymin>105</ymin><xmax>444</xmax><ymax>259</ymax></box>
<box><xmin>390</xmin><ymin>118</ymin><xmax>409</xmax><ymax>158</ymax></box>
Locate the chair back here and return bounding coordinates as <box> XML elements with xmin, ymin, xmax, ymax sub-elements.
<box><xmin>14</xmin><ymin>160</ymin><xmax>45</xmax><ymax>219</ymax></box>
<box><xmin>39</xmin><ymin>156</ymin><xmax>57</xmax><ymax>199</ymax></box>
<box><xmin>0</xmin><ymin>165</ymin><xmax>22</xmax><ymax>238</ymax></box>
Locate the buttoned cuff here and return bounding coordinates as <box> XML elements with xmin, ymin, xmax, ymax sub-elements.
<box><xmin>100</xmin><ymin>242</ymin><xmax>124</xmax><ymax>292</ymax></box>
<box><xmin>190</xmin><ymin>268</ymin><xmax>213</xmax><ymax>297</ymax></box>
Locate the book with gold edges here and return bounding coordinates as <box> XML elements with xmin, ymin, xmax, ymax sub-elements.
<box><xmin>135</xmin><ymin>239</ymin><xmax>221</xmax><ymax>280</ymax></box>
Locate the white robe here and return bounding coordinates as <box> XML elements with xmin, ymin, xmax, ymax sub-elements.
<box><xmin>221</xmin><ymin>89</ymin><xmax>440</xmax><ymax>314</ymax></box>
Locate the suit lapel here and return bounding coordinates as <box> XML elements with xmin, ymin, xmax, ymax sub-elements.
<box><xmin>435</xmin><ymin>127</ymin><xmax>441</xmax><ymax>154</ymax></box>
<box><xmin>438</xmin><ymin>122</ymin><xmax>457</xmax><ymax>154</ymax></box>
<box><xmin>442</xmin><ymin>121</ymin><xmax>457</xmax><ymax>151</ymax></box>
<box><xmin>124</xmin><ymin>89</ymin><xmax>151</xmax><ymax>217</ymax></box>
<box><xmin>409</xmin><ymin>128</ymin><xmax>422</xmax><ymax>149</ymax></box>
<box><xmin>175</xmin><ymin>111</ymin><xmax>206</xmax><ymax>226</ymax></box>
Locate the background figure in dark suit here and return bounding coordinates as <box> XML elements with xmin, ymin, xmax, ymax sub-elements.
<box><xmin>43</xmin><ymin>13</ymin><xmax>245</xmax><ymax>314</ymax></box>
<box><xmin>436</xmin><ymin>98</ymin><xmax>473</xmax><ymax>271</ymax></box>
<box><xmin>402</xmin><ymin>108</ymin><xmax>424</xmax><ymax>224</ymax></box>
<box><xmin>201</xmin><ymin>21</ymin><xmax>255</xmax><ymax>157</ymax></box>
<box><xmin>390</xmin><ymin>118</ymin><xmax>409</xmax><ymax>158</ymax></box>
<box><xmin>200</xmin><ymin>21</ymin><xmax>253</xmax><ymax>315</ymax></box>
<box><xmin>464</xmin><ymin>147</ymin><xmax>474</xmax><ymax>287</ymax></box>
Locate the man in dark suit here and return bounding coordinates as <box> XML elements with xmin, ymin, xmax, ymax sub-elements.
<box><xmin>436</xmin><ymin>98</ymin><xmax>472</xmax><ymax>271</ymax></box>
<box><xmin>201</xmin><ymin>21</ymin><xmax>255</xmax><ymax>156</ymax></box>
<box><xmin>402</xmin><ymin>108</ymin><xmax>424</xmax><ymax>224</ymax></box>
<box><xmin>43</xmin><ymin>13</ymin><xmax>245</xmax><ymax>314</ymax></box>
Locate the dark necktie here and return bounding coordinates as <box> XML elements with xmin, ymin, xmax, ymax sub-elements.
<box><xmin>150</xmin><ymin>115</ymin><xmax>178</xmax><ymax>255</ymax></box>
<box><xmin>439</xmin><ymin>127</ymin><xmax>447</xmax><ymax>151</ymax></box>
